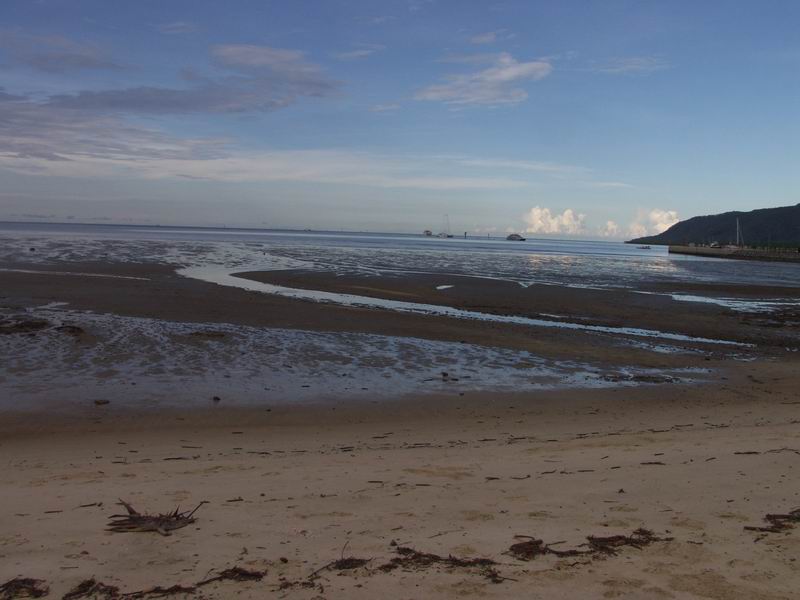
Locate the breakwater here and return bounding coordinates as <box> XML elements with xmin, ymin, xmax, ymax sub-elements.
<box><xmin>669</xmin><ymin>245</ymin><xmax>800</xmax><ymax>263</ymax></box>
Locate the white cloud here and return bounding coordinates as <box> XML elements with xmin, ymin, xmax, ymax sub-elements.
<box><xmin>600</xmin><ymin>220</ymin><xmax>620</xmax><ymax>238</ymax></box>
<box><xmin>629</xmin><ymin>208</ymin><xmax>679</xmax><ymax>236</ymax></box>
<box><xmin>333</xmin><ymin>44</ymin><xmax>385</xmax><ymax>60</ymax></box>
<box><xmin>592</xmin><ymin>56</ymin><xmax>670</xmax><ymax>75</ymax></box>
<box><xmin>415</xmin><ymin>52</ymin><xmax>552</xmax><ymax>106</ymax></box>
<box><xmin>360</xmin><ymin>15</ymin><xmax>396</xmax><ymax>25</ymax></box>
<box><xmin>649</xmin><ymin>208</ymin><xmax>680</xmax><ymax>233</ymax></box>
<box><xmin>438</xmin><ymin>53</ymin><xmax>504</xmax><ymax>65</ymax></box>
<box><xmin>587</xmin><ymin>181</ymin><xmax>634</xmax><ymax>189</ymax></box>
<box><xmin>628</xmin><ymin>222</ymin><xmax>648</xmax><ymax>237</ymax></box>
<box><xmin>370</xmin><ymin>103</ymin><xmax>401</xmax><ymax>112</ymax></box>
<box><xmin>334</xmin><ymin>49</ymin><xmax>375</xmax><ymax>60</ymax></box>
<box><xmin>451</xmin><ymin>157</ymin><xmax>582</xmax><ymax>174</ymax></box>
<box><xmin>469</xmin><ymin>30</ymin><xmax>513</xmax><ymax>45</ymax></box>
<box><xmin>156</xmin><ymin>21</ymin><xmax>199</xmax><ymax>35</ymax></box>
<box><xmin>523</xmin><ymin>206</ymin><xmax>586</xmax><ymax>235</ymax></box>
<box><xmin>470</xmin><ymin>31</ymin><xmax>497</xmax><ymax>45</ymax></box>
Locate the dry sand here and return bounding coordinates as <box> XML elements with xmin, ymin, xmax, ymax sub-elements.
<box><xmin>1</xmin><ymin>261</ymin><xmax>799</xmax><ymax>598</ymax></box>
<box><xmin>2</xmin><ymin>372</ymin><xmax>799</xmax><ymax>599</ymax></box>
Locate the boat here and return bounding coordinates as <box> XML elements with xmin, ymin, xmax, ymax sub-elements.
<box><xmin>423</xmin><ymin>230</ymin><xmax>432</xmax><ymax>236</ymax></box>
<box><xmin>437</xmin><ymin>215</ymin><xmax>454</xmax><ymax>238</ymax></box>
<box><xmin>636</xmin><ymin>245</ymin><xmax>651</xmax><ymax>249</ymax></box>
<box><xmin>506</xmin><ymin>233</ymin><xmax>526</xmax><ymax>241</ymax></box>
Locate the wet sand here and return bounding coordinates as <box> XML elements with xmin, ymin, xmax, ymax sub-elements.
<box><xmin>1</xmin><ymin>260</ymin><xmax>799</xmax><ymax>598</ymax></box>
<box><xmin>236</xmin><ymin>269</ymin><xmax>800</xmax><ymax>349</ymax></box>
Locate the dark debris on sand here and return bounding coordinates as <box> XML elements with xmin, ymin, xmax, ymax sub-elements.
<box><xmin>507</xmin><ymin>528</ymin><xmax>673</xmax><ymax>562</ymax></box>
<box><xmin>507</xmin><ymin>537</ymin><xmax>586</xmax><ymax>560</ymax></box>
<box><xmin>106</xmin><ymin>499</ymin><xmax>207</xmax><ymax>536</ymax></box>
<box><xmin>379</xmin><ymin>546</ymin><xmax>507</xmax><ymax>583</ymax></box>
<box><xmin>63</xmin><ymin>579</ymin><xmax>197</xmax><ymax>599</ymax></box>
<box><xmin>62</xmin><ymin>578</ymin><xmax>119</xmax><ymax>600</ymax></box>
<box><xmin>61</xmin><ymin>567</ymin><xmax>265</xmax><ymax>599</ymax></box>
<box><xmin>328</xmin><ymin>558</ymin><xmax>369</xmax><ymax>571</ymax></box>
<box><xmin>744</xmin><ymin>508</ymin><xmax>800</xmax><ymax>534</ymax></box>
<box><xmin>587</xmin><ymin>528</ymin><xmax>673</xmax><ymax>555</ymax></box>
<box><xmin>0</xmin><ymin>319</ymin><xmax>50</xmax><ymax>335</ymax></box>
<box><xmin>197</xmin><ymin>567</ymin><xmax>266</xmax><ymax>586</ymax></box>
<box><xmin>55</xmin><ymin>325</ymin><xmax>85</xmax><ymax>337</ymax></box>
<box><xmin>125</xmin><ymin>585</ymin><xmax>197</xmax><ymax>599</ymax></box>
<box><xmin>0</xmin><ymin>577</ymin><xmax>49</xmax><ymax>599</ymax></box>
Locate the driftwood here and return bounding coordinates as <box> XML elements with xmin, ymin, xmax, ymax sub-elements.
<box><xmin>107</xmin><ymin>500</ymin><xmax>207</xmax><ymax>536</ymax></box>
<box><xmin>0</xmin><ymin>577</ymin><xmax>49</xmax><ymax>599</ymax></box>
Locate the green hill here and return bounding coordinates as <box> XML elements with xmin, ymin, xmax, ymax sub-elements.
<box><xmin>628</xmin><ymin>203</ymin><xmax>800</xmax><ymax>246</ymax></box>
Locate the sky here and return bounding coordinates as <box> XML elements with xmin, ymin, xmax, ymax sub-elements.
<box><xmin>1</xmin><ymin>0</ymin><xmax>798</xmax><ymax>238</ymax></box>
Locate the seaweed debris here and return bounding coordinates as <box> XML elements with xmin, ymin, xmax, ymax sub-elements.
<box><xmin>106</xmin><ymin>500</ymin><xmax>207</xmax><ymax>536</ymax></box>
<box><xmin>507</xmin><ymin>537</ymin><xmax>586</xmax><ymax>560</ymax></box>
<box><xmin>379</xmin><ymin>546</ymin><xmax>506</xmax><ymax>583</ymax></box>
<box><xmin>587</xmin><ymin>528</ymin><xmax>672</xmax><ymax>555</ymax></box>
<box><xmin>744</xmin><ymin>508</ymin><xmax>800</xmax><ymax>534</ymax></box>
<box><xmin>507</xmin><ymin>528</ymin><xmax>672</xmax><ymax>562</ymax></box>
<box><xmin>0</xmin><ymin>577</ymin><xmax>49</xmax><ymax>599</ymax></box>
<box><xmin>197</xmin><ymin>567</ymin><xmax>266</xmax><ymax>586</ymax></box>
<box><xmin>62</xmin><ymin>579</ymin><xmax>119</xmax><ymax>600</ymax></box>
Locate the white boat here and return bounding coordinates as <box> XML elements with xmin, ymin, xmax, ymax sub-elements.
<box><xmin>437</xmin><ymin>215</ymin><xmax>454</xmax><ymax>238</ymax></box>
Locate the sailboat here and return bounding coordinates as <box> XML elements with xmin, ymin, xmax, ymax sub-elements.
<box><xmin>437</xmin><ymin>215</ymin><xmax>454</xmax><ymax>238</ymax></box>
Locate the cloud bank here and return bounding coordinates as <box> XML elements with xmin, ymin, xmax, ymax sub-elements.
<box><xmin>629</xmin><ymin>208</ymin><xmax>679</xmax><ymax>237</ymax></box>
<box><xmin>0</xmin><ymin>30</ymin><xmax>123</xmax><ymax>73</ymax></box>
<box><xmin>45</xmin><ymin>44</ymin><xmax>338</xmax><ymax>114</ymax></box>
<box><xmin>523</xmin><ymin>206</ymin><xmax>586</xmax><ymax>235</ymax></box>
<box><xmin>592</xmin><ymin>56</ymin><xmax>670</xmax><ymax>75</ymax></box>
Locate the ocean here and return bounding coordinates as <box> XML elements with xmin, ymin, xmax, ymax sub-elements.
<box><xmin>2</xmin><ymin>221</ymin><xmax>799</xmax><ymax>292</ymax></box>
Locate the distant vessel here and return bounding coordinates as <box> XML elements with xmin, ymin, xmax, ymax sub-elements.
<box><xmin>506</xmin><ymin>233</ymin><xmax>526</xmax><ymax>241</ymax></box>
<box><xmin>423</xmin><ymin>230</ymin><xmax>433</xmax><ymax>236</ymax></box>
<box><xmin>437</xmin><ymin>215</ymin><xmax>454</xmax><ymax>238</ymax></box>
<box><xmin>636</xmin><ymin>245</ymin><xmax>651</xmax><ymax>249</ymax></box>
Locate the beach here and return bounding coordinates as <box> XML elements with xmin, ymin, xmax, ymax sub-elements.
<box><xmin>1</xmin><ymin>226</ymin><xmax>799</xmax><ymax>598</ymax></box>
<box><xmin>3</xmin><ymin>377</ymin><xmax>799</xmax><ymax>599</ymax></box>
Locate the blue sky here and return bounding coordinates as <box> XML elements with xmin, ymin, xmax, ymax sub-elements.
<box><xmin>1</xmin><ymin>0</ymin><xmax>798</xmax><ymax>237</ymax></box>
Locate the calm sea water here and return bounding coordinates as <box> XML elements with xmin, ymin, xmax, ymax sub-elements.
<box><xmin>1</xmin><ymin>221</ymin><xmax>799</xmax><ymax>290</ymax></box>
